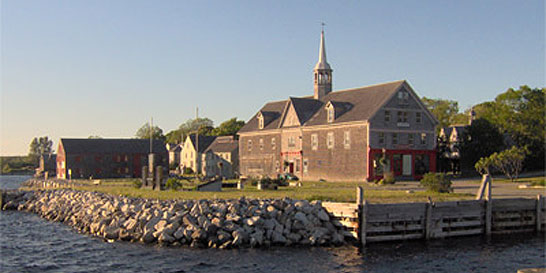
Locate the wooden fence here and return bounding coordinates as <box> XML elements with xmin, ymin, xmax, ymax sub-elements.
<box><xmin>322</xmin><ymin>176</ymin><xmax>545</xmax><ymax>246</ymax></box>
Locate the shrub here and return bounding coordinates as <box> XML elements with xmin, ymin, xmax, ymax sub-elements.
<box><xmin>132</xmin><ymin>179</ymin><xmax>142</xmax><ymax>188</ymax></box>
<box><xmin>183</xmin><ymin>167</ymin><xmax>194</xmax><ymax>175</ymax></box>
<box><xmin>378</xmin><ymin>172</ymin><xmax>395</xmax><ymax>185</ymax></box>
<box><xmin>420</xmin><ymin>172</ymin><xmax>452</xmax><ymax>193</ymax></box>
<box><xmin>165</xmin><ymin>178</ymin><xmax>182</xmax><ymax>190</ymax></box>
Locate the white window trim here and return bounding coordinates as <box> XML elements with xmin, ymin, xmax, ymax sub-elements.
<box><xmin>311</xmin><ymin>134</ymin><xmax>318</xmax><ymax>150</ymax></box>
<box><xmin>344</xmin><ymin>131</ymin><xmax>351</xmax><ymax>149</ymax></box>
<box><xmin>327</xmin><ymin>132</ymin><xmax>334</xmax><ymax>149</ymax></box>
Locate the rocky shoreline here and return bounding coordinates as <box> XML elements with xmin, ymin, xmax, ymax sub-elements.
<box><xmin>1</xmin><ymin>189</ymin><xmax>346</xmax><ymax>249</ymax></box>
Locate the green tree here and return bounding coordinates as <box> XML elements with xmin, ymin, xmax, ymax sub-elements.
<box><xmin>473</xmin><ymin>86</ymin><xmax>545</xmax><ymax>170</ymax></box>
<box><xmin>28</xmin><ymin>136</ymin><xmax>53</xmax><ymax>158</ymax></box>
<box><xmin>460</xmin><ymin>118</ymin><xmax>504</xmax><ymax>172</ymax></box>
<box><xmin>135</xmin><ymin>123</ymin><xmax>165</xmax><ymax>140</ymax></box>
<box><xmin>211</xmin><ymin>118</ymin><xmax>245</xmax><ymax>136</ymax></box>
<box><xmin>421</xmin><ymin>97</ymin><xmax>461</xmax><ymax>130</ymax></box>
<box><xmin>165</xmin><ymin>117</ymin><xmax>214</xmax><ymax>144</ymax></box>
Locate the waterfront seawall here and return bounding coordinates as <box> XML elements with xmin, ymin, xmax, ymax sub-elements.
<box><xmin>1</xmin><ymin>189</ymin><xmax>345</xmax><ymax>249</ymax></box>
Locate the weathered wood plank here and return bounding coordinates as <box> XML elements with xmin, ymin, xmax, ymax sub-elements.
<box><xmin>326</xmin><ymin>210</ymin><xmax>359</xmax><ymax>218</ymax></box>
<box><xmin>493</xmin><ymin>220</ymin><xmax>536</xmax><ymax>228</ymax></box>
<box><xmin>322</xmin><ymin>202</ymin><xmax>358</xmax><ymax>210</ymax></box>
<box><xmin>361</xmin><ymin>200</ymin><xmax>367</xmax><ymax>247</ymax></box>
<box><xmin>440</xmin><ymin>229</ymin><xmax>484</xmax><ymax>237</ymax></box>
<box><xmin>440</xmin><ymin>220</ymin><xmax>483</xmax><ymax>228</ymax></box>
<box><xmin>366</xmin><ymin>233</ymin><xmax>423</xmax><ymax>242</ymax></box>
<box><xmin>367</xmin><ymin>203</ymin><xmax>427</xmax><ymax>216</ymax></box>
<box><xmin>535</xmin><ymin>194</ymin><xmax>543</xmax><ymax>232</ymax></box>
<box><xmin>367</xmin><ymin>224</ymin><xmax>424</xmax><ymax>233</ymax></box>
<box><xmin>492</xmin><ymin>228</ymin><xmax>535</xmax><ymax>234</ymax></box>
<box><xmin>493</xmin><ymin>199</ymin><xmax>536</xmax><ymax>211</ymax></box>
<box><xmin>332</xmin><ymin>219</ymin><xmax>359</xmax><ymax>229</ymax></box>
<box><xmin>493</xmin><ymin>212</ymin><xmax>535</xmax><ymax>219</ymax></box>
<box><xmin>340</xmin><ymin>230</ymin><xmax>358</xmax><ymax>238</ymax></box>
<box><xmin>425</xmin><ymin>201</ymin><xmax>433</xmax><ymax>239</ymax></box>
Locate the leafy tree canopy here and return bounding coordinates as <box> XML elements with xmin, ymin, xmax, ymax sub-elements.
<box><xmin>211</xmin><ymin>118</ymin><xmax>245</xmax><ymax>136</ymax></box>
<box><xmin>135</xmin><ymin>123</ymin><xmax>165</xmax><ymax>140</ymax></box>
<box><xmin>28</xmin><ymin>136</ymin><xmax>53</xmax><ymax>158</ymax></box>
<box><xmin>421</xmin><ymin>97</ymin><xmax>466</xmax><ymax>131</ymax></box>
<box><xmin>473</xmin><ymin>86</ymin><xmax>545</xmax><ymax>170</ymax></box>
<box><xmin>460</xmin><ymin>118</ymin><xmax>504</xmax><ymax>172</ymax></box>
<box><xmin>165</xmin><ymin>118</ymin><xmax>214</xmax><ymax>144</ymax></box>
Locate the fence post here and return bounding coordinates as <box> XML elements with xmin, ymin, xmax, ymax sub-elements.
<box><xmin>537</xmin><ymin>194</ymin><xmax>543</xmax><ymax>233</ymax></box>
<box><xmin>425</xmin><ymin>197</ymin><xmax>434</xmax><ymax>239</ymax></box>
<box><xmin>485</xmin><ymin>178</ymin><xmax>492</xmax><ymax>236</ymax></box>
<box><xmin>356</xmin><ymin>187</ymin><xmax>366</xmax><ymax>246</ymax></box>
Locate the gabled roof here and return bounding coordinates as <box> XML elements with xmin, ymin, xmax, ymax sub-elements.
<box><xmin>204</xmin><ymin>136</ymin><xmax>238</xmax><ymax>153</ymax></box>
<box><xmin>169</xmin><ymin>145</ymin><xmax>182</xmax><ymax>153</ymax></box>
<box><xmin>289</xmin><ymin>97</ymin><xmax>324</xmax><ymax>125</ymax></box>
<box><xmin>187</xmin><ymin>135</ymin><xmax>216</xmax><ymax>153</ymax></box>
<box><xmin>59</xmin><ymin>138</ymin><xmax>167</xmax><ymax>154</ymax></box>
<box><xmin>239</xmin><ymin>80</ymin><xmax>412</xmax><ymax>133</ymax></box>
<box><xmin>306</xmin><ymin>80</ymin><xmax>405</xmax><ymax>126</ymax></box>
<box><xmin>238</xmin><ymin>100</ymin><xmax>288</xmax><ymax>133</ymax></box>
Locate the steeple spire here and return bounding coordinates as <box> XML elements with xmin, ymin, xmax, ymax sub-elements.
<box><xmin>313</xmin><ymin>24</ymin><xmax>333</xmax><ymax>100</ymax></box>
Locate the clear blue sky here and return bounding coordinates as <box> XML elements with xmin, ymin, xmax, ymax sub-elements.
<box><xmin>1</xmin><ymin>0</ymin><xmax>543</xmax><ymax>155</ymax></box>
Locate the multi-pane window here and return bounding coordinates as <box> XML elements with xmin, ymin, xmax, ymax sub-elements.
<box><xmin>288</xmin><ymin>136</ymin><xmax>296</xmax><ymax>148</ymax></box>
<box><xmin>303</xmin><ymin>159</ymin><xmax>309</xmax><ymax>173</ymax></box>
<box><xmin>378</xmin><ymin>132</ymin><xmax>385</xmax><ymax>145</ymax></box>
<box><xmin>421</xmin><ymin>133</ymin><xmax>427</xmax><ymax>145</ymax></box>
<box><xmin>344</xmin><ymin>131</ymin><xmax>351</xmax><ymax>149</ymax></box>
<box><xmin>398</xmin><ymin>91</ymin><xmax>409</xmax><ymax>104</ymax></box>
<box><xmin>385</xmin><ymin>111</ymin><xmax>390</xmax><ymax>122</ymax></box>
<box><xmin>392</xmin><ymin>133</ymin><xmax>398</xmax><ymax>145</ymax></box>
<box><xmin>258</xmin><ymin>116</ymin><xmax>264</xmax><ymax>129</ymax></box>
<box><xmin>416</xmin><ymin>112</ymin><xmax>422</xmax><ymax>123</ymax></box>
<box><xmin>327</xmin><ymin>132</ymin><xmax>334</xmax><ymax>149</ymax></box>
<box><xmin>408</xmin><ymin>133</ymin><xmax>414</xmax><ymax>145</ymax></box>
<box><xmin>327</xmin><ymin>107</ymin><xmax>335</xmax><ymax>123</ymax></box>
<box><xmin>311</xmin><ymin>134</ymin><xmax>318</xmax><ymax>150</ymax></box>
<box><xmin>259</xmin><ymin>138</ymin><xmax>264</xmax><ymax>150</ymax></box>
<box><xmin>248</xmin><ymin>139</ymin><xmax>252</xmax><ymax>151</ymax></box>
<box><xmin>271</xmin><ymin>137</ymin><xmax>276</xmax><ymax>150</ymax></box>
<box><xmin>397</xmin><ymin>111</ymin><xmax>408</xmax><ymax>122</ymax></box>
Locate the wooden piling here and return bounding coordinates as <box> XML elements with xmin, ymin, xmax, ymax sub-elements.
<box><xmin>485</xmin><ymin>178</ymin><xmax>492</xmax><ymax>235</ymax></box>
<box><xmin>425</xmin><ymin>198</ymin><xmax>433</xmax><ymax>239</ymax></box>
<box><xmin>536</xmin><ymin>194</ymin><xmax>543</xmax><ymax>233</ymax></box>
<box><xmin>356</xmin><ymin>187</ymin><xmax>366</xmax><ymax>246</ymax></box>
<box><xmin>476</xmin><ymin>174</ymin><xmax>489</xmax><ymax>200</ymax></box>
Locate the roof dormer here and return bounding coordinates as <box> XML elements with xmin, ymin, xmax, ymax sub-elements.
<box><xmin>257</xmin><ymin>112</ymin><xmax>265</xmax><ymax>129</ymax></box>
<box><xmin>326</xmin><ymin>101</ymin><xmax>335</xmax><ymax>123</ymax></box>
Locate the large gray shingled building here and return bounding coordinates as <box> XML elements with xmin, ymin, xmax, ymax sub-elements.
<box><xmin>237</xmin><ymin>30</ymin><xmax>438</xmax><ymax>182</ymax></box>
<box><xmin>56</xmin><ymin>138</ymin><xmax>168</xmax><ymax>179</ymax></box>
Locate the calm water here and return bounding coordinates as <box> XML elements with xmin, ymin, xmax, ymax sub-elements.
<box><xmin>1</xmin><ymin>175</ymin><xmax>544</xmax><ymax>273</ymax></box>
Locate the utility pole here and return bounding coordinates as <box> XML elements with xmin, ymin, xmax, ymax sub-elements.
<box><xmin>149</xmin><ymin>117</ymin><xmax>153</xmax><ymax>154</ymax></box>
<box><xmin>195</xmin><ymin>107</ymin><xmax>199</xmax><ymax>176</ymax></box>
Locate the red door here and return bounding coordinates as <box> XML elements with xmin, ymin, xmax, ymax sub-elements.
<box><xmin>133</xmin><ymin>155</ymin><xmax>142</xmax><ymax>177</ymax></box>
<box><xmin>392</xmin><ymin>154</ymin><xmax>402</xmax><ymax>176</ymax></box>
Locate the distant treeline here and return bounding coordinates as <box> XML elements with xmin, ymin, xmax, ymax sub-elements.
<box><xmin>1</xmin><ymin>156</ymin><xmax>36</xmax><ymax>174</ymax></box>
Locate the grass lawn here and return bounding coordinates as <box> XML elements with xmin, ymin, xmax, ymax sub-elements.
<box><xmin>56</xmin><ymin>179</ymin><xmax>474</xmax><ymax>204</ymax></box>
<box><xmin>463</xmin><ymin>175</ymin><xmax>545</xmax><ymax>184</ymax></box>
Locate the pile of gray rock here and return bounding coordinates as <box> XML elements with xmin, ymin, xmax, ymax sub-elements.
<box><xmin>2</xmin><ymin>189</ymin><xmax>346</xmax><ymax>248</ymax></box>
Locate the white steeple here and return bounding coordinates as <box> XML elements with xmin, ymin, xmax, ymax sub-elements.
<box><xmin>313</xmin><ymin>26</ymin><xmax>333</xmax><ymax>100</ymax></box>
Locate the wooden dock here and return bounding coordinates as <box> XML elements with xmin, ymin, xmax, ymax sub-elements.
<box><xmin>322</xmin><ymin>181</ymin><xmax>545</xmax><ymax>246</ymax></box>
